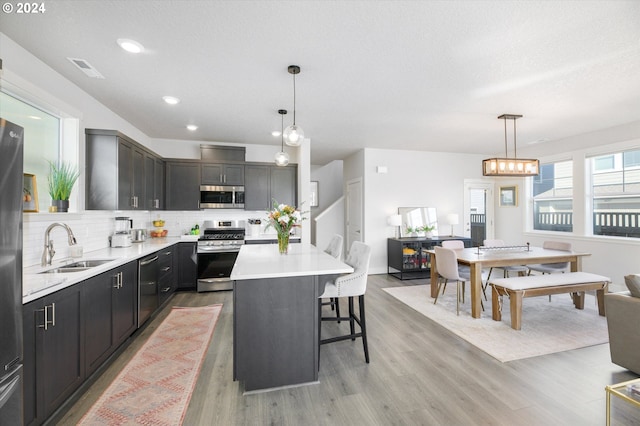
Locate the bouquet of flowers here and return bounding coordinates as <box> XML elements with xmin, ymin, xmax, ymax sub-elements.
<box><xmin>266</xmin><ymin>200</ymin><xmax>304</xmax><ymax>253</ymax></box>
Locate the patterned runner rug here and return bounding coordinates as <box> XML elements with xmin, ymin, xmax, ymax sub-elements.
<box><xmin>382</xmin><ymin>285</ymin><xmax>608</xmax><ymax>362</ymax></box>
<box><xmin>78</xmin><ymin>305</ymin><xmax>222</xmax><ymax>425</ymax></box>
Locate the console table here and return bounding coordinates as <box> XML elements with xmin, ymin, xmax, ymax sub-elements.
<box><xmin>387</xmin><ymin>236</ymin><xmax>471</xmax><ymax>280</ymax></box>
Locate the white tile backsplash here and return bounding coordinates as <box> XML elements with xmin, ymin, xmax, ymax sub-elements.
<box><xmin>23</xmin><ymin>209</ymin><xmax>278</xmax><ymax>267</ymax></box>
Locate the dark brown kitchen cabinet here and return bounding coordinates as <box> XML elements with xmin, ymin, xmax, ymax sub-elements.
<box><xmin>177</xmin><ymin>242</ymin><xmax>197</xmax><ymax>289</ymax></box>
<box><xmin>86</xmin><ymin>129</ymin><xmax>162</xmax><ymax>210</ymax></box>
<box><xmin>157</xmin><ymin>247</ymin><xmax>176</xmax><ymax>305</ymax></box>
<box><xmin>165</xmin><ymin>161</ymin><xmax>201</xmax><ymax>210</ymax></box>
<box><xmin>23</xmin><ymin>283</ymin><xmax>84</xmax><ymax>426</ymax></box>
<box><xmin>201</xmin><ymin>163</ymin><xmax>244</xmax><ymax>185</ymax></box>
<box><xmin>83</xmin><ymin>261</ymin><xmax>138</xmax><ymax>376</ymax></box>
<box><xmin>145</xmin><ymin>153</ymin><xmax>165</xmax><ymax>210</ymax></box>
<box><xmin>244</xmin><ymin>164</ymin><xmax>297</xmax><ymax>210</ymax></box>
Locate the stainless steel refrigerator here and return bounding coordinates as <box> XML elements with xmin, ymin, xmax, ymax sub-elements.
<box><xmin>0</xmin><ymin>118</ymin><xmax>24</xmax><ymax>424</ymax></box>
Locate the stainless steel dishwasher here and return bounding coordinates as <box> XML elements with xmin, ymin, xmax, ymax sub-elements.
<box><xmin>138</xmin><ymin>254</ymin><xmax>159</xmax><ymax>327</ymax></box>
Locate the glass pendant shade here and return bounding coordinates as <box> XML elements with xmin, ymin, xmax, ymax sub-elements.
<box><xmin>275</xmin><ymin>150</ymin><xmax>289</xmax><ymax>166</ymax></box>
<box><xmin>284</xmin><ymin>124</ymin><xmax>304</xmax><ymax>147</ymax></box>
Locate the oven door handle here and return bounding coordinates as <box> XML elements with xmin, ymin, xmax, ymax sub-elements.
<box><xmin>198</xmin><ymin>246</ymin><xmax>241</xmax><ymax>253</ymax></box>
<box><xmin>198</xmin><ymin>278</ymin><xmax>233</xmax><ymax>283</ymax></box>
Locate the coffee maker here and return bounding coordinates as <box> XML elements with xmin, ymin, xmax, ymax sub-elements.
<box><xmin>110</xmin><ymin>216</ymin><xmax>133</xmax><ymax>247</ymax></box>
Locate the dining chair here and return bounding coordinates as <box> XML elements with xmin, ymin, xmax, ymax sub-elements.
<box><xmin>433</xmin><ymin>246</ymin><xmax>468</xmax><ymax>315</ymax></box>
<box><xmin>318</xmin><ymin>241</ymin><xmax>371</xmax><ymax>363</ymax></box>
<box><xmin>441</xmin><ymin>240</ymin><xmax>470</xmax><ymax>275</ymax></box>
<box><xmin>527</xmin><ymin>241</ymin><xmax>572</xmax><ymax>275</ymax></box>
<box><xmin>527</xmin><ymin>240</ymin><xmax>572</xmax><ymax>301</ymax></box>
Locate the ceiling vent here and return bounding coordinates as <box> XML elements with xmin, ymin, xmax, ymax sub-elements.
<box><xmin>67</xmin><ymin>57</ymin><xmax>104</xmax><ymax>79</ymax></box>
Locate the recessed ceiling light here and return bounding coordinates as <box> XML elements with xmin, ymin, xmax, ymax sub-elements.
<box><xmin>162</xmin><ymin>96</ymin><xmax>180</xmax><ymax>105</ymax></box>
<box><xmin>117</xmin><ymin>38</ymin><xmax>144</xmax><ymax>54</ymax></box>
<box><xmin>272</xmin><ymin>131</ymin><xmax>281</xmax><ymax>137</ymax></box>
<box><xmin>187</xmin><ymin>124</ymin><xmax>198</xmax><ymax>131</ymax></box>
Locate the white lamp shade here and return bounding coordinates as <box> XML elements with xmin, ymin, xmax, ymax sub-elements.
<box><xmin>283</xmin><ymin>124</ymin><xmax>304</xmax><ymax>146</ymax></box>
<box><xmin>447</xmin><ymin>213</ymin><xmax>459</xmax><ymax>225</ymax></box>
<box><xmin>387</xmin><ymin>214</ymin><xmax>402</xmax><ymax>227</ymax></box>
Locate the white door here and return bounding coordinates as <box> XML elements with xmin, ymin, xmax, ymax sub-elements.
<box><xmin>463</xmin><ymin>179</ymin><xmax>494</xmax><ymax>246</ymax></box>
<box><xmin>346</xmin><ymin>178</ymin><xmax>363</xmax><ymax>252</ymax></box>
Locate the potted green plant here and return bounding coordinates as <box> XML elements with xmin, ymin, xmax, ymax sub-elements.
<box><xmin>47</xmin><ymin>161</ymin><xmax>80</xmax><ymax>212</ymax></box>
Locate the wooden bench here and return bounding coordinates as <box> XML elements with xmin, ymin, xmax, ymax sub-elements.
<box><xmin>489</xmin><ymin>272</ymin><xmax>610</xmax><ymax>330</ymax></box>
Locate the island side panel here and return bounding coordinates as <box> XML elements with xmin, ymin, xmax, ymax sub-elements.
<box><xmin>233</xmin><ymin>275</ymin><xmax>319</xmax><ymax>391</ymax></box>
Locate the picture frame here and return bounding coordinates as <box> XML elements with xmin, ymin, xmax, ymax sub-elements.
<box><xmin>23</xmin><ymin>173</ymin><xmax>39</xmax><ymax>212</ymax></box>
<box><xmin>499</xmin><ymin>185</ymin><xmax>518</xmax><ymax>207</ymax></box>
<box><xmin>310</xmin><ymin>181</ymin><xmax>319</xmax><ymax>207</ymax></box>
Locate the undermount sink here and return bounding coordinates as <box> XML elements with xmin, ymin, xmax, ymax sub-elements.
<box><xmin>62</xmin><ymin>259</ymin><xmax>114</xmax><ymax>268</ymax></box>
<box><xmin>38</xmin><ymin>259</ymin><xmax>115</xmax><ymax>274</ymax></box>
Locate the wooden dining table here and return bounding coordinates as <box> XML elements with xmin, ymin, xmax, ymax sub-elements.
<box><xmin>428</xmin><ymin>245</ymin><xmax>591</xmax><ymax>318</ymax></box>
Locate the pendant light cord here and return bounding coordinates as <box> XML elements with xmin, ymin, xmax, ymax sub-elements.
<box><xmin>281</xmin><ymin>113</ymin><xmax>285</xmax><ymax>149</ymax></box>
<box><xmin>292</xmin><ymin>73</ymin><xmax>297</xmax><ymax>125</ymax></box>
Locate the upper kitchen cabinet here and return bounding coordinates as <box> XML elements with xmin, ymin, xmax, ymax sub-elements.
<box><xmin>145</xmin><ymin>153</ymin><xmax>164</xmax><ymax>210</ymax></box>
<box><xmin>244</xmin><ymin>164</ymin><xmax>297</xmax><ymax>210</ymax></box>
<box><xmin>85</xmin><ymin>129</ymin><xmax>163</xmax><ymax>211</ymax></box>
<box><xmin>201</xmin><ymin>163</ymin><xmax>244</xmax><ymax>185</ymax></box>
<box><xmin>165</xmin><ymin>160</ymin><xmax>200</xmax><ymax>210</ymax></box>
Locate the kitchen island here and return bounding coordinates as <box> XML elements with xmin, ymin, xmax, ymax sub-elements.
<box><xmin>230</xmin><ymin>243</ymin><xmax>353</xmax><ymax>392</ymax></box>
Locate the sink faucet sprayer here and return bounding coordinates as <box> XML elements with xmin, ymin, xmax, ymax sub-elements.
<box><xmin>41</xmin><ymin>222</ymin><xmax>77</xmax><ymax>266</ymax></box>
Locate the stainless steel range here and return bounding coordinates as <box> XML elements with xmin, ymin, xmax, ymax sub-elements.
<box><xmin>197</xmin><ymin>220</ymin><xmax>245</xmax><ymax>292</ymax></box>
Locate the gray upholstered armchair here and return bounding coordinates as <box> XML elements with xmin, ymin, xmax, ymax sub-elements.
<box><xmin>604</xmin><ymin>291</ymin><xmax>640</xmax><ymax>375</ymax></box>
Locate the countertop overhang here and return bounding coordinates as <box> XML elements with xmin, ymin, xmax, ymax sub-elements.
<box><xmin>230</xmin><ymin>243</ymin><xmax>353</xmax><ymax>281</ymax></box>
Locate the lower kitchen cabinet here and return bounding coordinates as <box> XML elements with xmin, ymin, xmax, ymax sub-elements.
<box><xmin>157</xmin><ymin>247</ymin><xmax>176</xmax><ymax>305</ymax></box>
<box><xmin>23</xmin><ymin>283</ymin><xmax>84</xmax><ymax>426</ymax></box>
<box><xmin>177</xmin><ymin>242</ymin><xmax>197</xmax><ymax>289</ymax></box>
<box><xmin>84</xmin><ymin>261</ymin><xmax>138</xmax><ymax>376</ymax></box>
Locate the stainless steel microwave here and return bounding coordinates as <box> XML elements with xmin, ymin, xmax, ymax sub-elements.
<box><xmin>199</xmin><ymin>185</ymin><xmax>245</xmax><ymax>209</ymax></box>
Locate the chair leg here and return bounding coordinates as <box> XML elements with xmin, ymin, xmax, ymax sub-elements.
<box><xmin>349</xmin><ymin>296</ymin><xmax>356</xmax><ymax>340</ymax></box>
<box><xmin>317</xmin><ymin>298</ymin><xmax>322</xmax><ymax>371</ymax></box>
<box><xmin>335</xmin><ymin>298</ymin><xmax>341</xmax><ymax>323</ymax></box>
<box><xmin>359</xmin><ymin>294</ymin><xmax>370</xmax><ymax>363</ymax></box>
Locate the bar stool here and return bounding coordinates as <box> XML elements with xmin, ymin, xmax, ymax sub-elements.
<box><xmin>318</xmin><ymin>241</ymin><xmax>371</xmax><ymax>363</ymax></box>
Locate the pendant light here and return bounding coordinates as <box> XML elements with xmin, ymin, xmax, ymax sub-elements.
<box><xmin>283</xmin><ymin>65</ymin><xmax>304</xmax><ymax>146</ymax></box>
<box><xmin>274</xmin><ymin>109</ymin><xmax>290</xmax><ymax>166</ymax></box>
<box><xmin>482</xmin><ymin>114</ymin><xmax>539</xmax><ymax>177</ymax></box>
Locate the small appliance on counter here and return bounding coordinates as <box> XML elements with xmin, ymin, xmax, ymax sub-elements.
<box><xmin>131</xmin><ymin>229</ymin><xmax>147</xmax><ymax>243</ymax></box>
<box><xmin>110</xmin><ymin>216</ymin><xmax>133</xmax><ymax>247</ymax></box>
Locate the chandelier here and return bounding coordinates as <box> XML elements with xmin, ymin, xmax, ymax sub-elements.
<box><xmin>482</xmin><ymin>114</ymin><xmax>539</xmax><ymax>177</ymax></box>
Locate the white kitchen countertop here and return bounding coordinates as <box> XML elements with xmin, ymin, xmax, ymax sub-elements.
<box><xmin>23</xmin><ymin>237</ymin><xmax>182</xmax><ymax>304</ymax></box>
<box><xmin>244</xmin><ymin>234</ymin><xmax>301</xmax><ymax>242</ymax></box>
<box><xmin>230</xmin><ymin>243</ymin><xmax>353</xmax><ymax>281</ymax></box>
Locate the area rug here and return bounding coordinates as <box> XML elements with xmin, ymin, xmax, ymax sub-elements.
<box><xmin>78</xmin><ymin>305</ymin><xmax>222</xmax><ymax>425</ymax></box>
<box><xmin>382</xmin><ymin>285</ymin><xmax>608</xmax><ymax>362</ymax></box>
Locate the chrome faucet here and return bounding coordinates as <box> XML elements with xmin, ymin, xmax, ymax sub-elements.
<box><xmin>41</xmin><ymin>222</ymin><xmax>77</xmax><ymax>266</ymax></box>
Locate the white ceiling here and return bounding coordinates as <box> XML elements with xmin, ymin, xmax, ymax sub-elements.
<box><xmin>1</xmin><ymin>1</ymin><xmax>639</xmax><ymax>165</ymax></box>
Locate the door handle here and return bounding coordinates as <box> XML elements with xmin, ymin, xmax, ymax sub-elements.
<box><xmin>140</xmin><ymin>256</ymin><xmax>159</xmax><ymax>266</ymax></box>
<box><xmin>38</xmin><ymin>303</ymin><xmax>55</xmax><ymax>330</ymax></box>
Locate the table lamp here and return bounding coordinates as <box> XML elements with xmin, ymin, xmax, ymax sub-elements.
<box><xmin>447</xmin><ymin>213</ymin><xmax>459</xmax><ymax>236</ymax></box>
<box><xmin>387</xmin><ymin>214</ymin><xmax>402</xmax><ymax>238</ymax></box>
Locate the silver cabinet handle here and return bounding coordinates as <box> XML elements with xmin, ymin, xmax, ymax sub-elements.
<box><xmin>113</xmin><ymin>271</ymin><xmax>123</xmax><ymax>289</ymax></box>
<box><xmin>164</xmin><ymin>251</ymin><xmax>172</xmax><ymax>256</ymax></box>
<box><xmin>161</xmin><ymin>287</ymin><xmax>171</xmax><ymax>293</ymax></box>
<box><xmin>161</xmin><ymin>266</ymin><xmax>171</xmax><ymax>272</ymax></box>
<box><xmin>140</xmin><ymin>255</ymin><xmax>159</xmax><ymax>266</ymax></box>
<box><xmin>219</xmin><ymin>174</ymin><xmax>223</xmax><ymax>183</ymax></box>
<box><xmin>39</xmin><ymin>303</ymin><xmax>55</xmax><ymax>330</ymax></box>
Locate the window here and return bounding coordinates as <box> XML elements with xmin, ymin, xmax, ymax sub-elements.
<box><xmin>591</xmin><ymin>149</ymin><xmax>640</xmax><ymax>238</ymax></box>
<box><xmin>532</xmin><ymin>160</ymin><xmax>573</xmax><ymax>232</ymax></box>
<box><xmin>1</xmin><ymin>91</ymin><xmax>62</xmax><ymax>210</ymax></box>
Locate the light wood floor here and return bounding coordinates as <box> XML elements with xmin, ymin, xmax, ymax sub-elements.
<box><xmin>58</xmin><ymin>274</ymin><xmax>639</xmax><ymax>425</ymax></box>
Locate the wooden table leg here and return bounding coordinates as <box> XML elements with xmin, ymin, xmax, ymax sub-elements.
<box><xmin>492</xmin><ymin>285</ymin><xmax>501</xmax><ymax>321</ymax></box>
<box><xmin>430</xmin><ymin>251</ymin><xmax>439</xmax><ymax>299</ymax></box>
<box><xmin>510</xmin><ymin>290</ymin><xmax>523</xmax><ymax>330</ymax></box>
<box><xmin>597</xmin><ymin>287</ymin><xmax>606</xmax><ymax>316</ymax></box>
<box><xmin>573</xmin><ymin>291</ymin><xmax>586</xmax><ymax>309</ymax></box>
<box><xmin>470</xmin><ymin>263</ymin><xmax>482</xmax><ymax>318</ymax></box>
